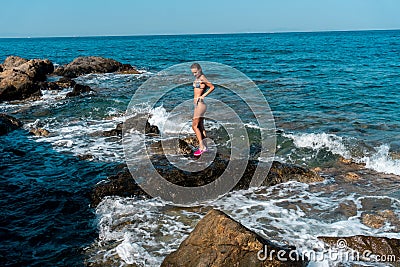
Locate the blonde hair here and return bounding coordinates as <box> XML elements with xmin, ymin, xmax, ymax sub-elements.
<box><xmin>191</xmin><ymin>63</ymin><xmax>202</xmax><ymax>71</ymax></box>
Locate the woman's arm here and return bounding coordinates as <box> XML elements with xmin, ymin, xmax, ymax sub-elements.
<box><xmin>200</xmin><ymin>75</ymin><xmax>215</xmax><ymax>98</ymax></box>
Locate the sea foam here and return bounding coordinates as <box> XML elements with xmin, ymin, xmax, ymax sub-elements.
<box><xmin>284</xmin><ymin>132</ymin><xmax>400</xmax><ymax>175</ymax></box>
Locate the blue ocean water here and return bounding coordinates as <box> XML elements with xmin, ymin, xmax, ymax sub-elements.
<box><xmin>1</xmin><ymin>30</ymin><xmax>400</xmax><ymax>266</ymax></box>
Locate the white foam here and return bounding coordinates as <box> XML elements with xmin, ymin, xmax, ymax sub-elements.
<box><xmin>284</xmin><ymin>132</ymin><xmax>351</xmax><ymax>159</ymax></box>
<box><xmin>75</xmin><ymin>72</ymin><xmax>152</xmax><ymax>88</ymax></box>
<box><xmin>116</xmin><ymin>234</ymin><xmax>153</xmax><ymax>265</ymax></box>
<box><xmin>95</xmin><ymin>197</ymin><xmax>197</xmax><ymax>266</ymax></box>
<box><xmin>148</xmin><ymin>106</ymin><xmax>171</xmax><ymax>132</ymax></box>
<box><xmin>284</xmin><ymin>132</ymin><xmax>400</xmax><ymax>176</ymax></box>
<box><xmin>359</xmin><ymin>144</ymin><xmax>400</xmax><ymax>175</ymax></box>
<box><xmin>30</xmin><ymin>118</ymin><xmax>127</xmax><ymax>162</ymax></box>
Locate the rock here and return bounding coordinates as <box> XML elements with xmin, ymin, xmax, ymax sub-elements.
<box><xmin>181</xmin><ymin>136</ymin><xmax>199</xmax><ymax>147</ymax></box>
<box><xmin>17</xmin><ymin>58</ymin><xmax>54</xmax><ymax>81</ymax></box>
<box><xmin>0</xmin><ymin>56</ymin><xmax>54</xmax><ymax>101</ymax></box>
<box><xmin>361</xmin><ymin>213</ymin><xmax>385</xmax><ymax>229</ymax></box>
<box><xmin>2</xmin><ymin>56</ymin><xmax>28</xmax><ymax>69</ymax></box>
<box><xmin>117</xmin><ymin>63</ymin><xmax>140</xmax><ymax>74</ymax></box>
<box><xmin>54</xmin><ymin>56</ymin><xmax>139</xmax><ymax>78</ymax></box>
<box><xmin>29</xmin><ymin>128</ymin><xmax>50</xmax><ymax>137</ymax></box>
<box><xmin>104</xmin><ymin>114</ymin><xmax>160</xmax><ymax>137</ymax></box>
<box><xmin>334</xmin><ymin>201</ymin><xmax>357</xmax><ymax>218</ymax></box>
<box><xmin>235</xmin><ymin>160</ymin><xmax>323</xmax><ymax>190</ymax></box>
<box><xmin>90</xmin><ymin>142</ymin><xmax>323</xmax><ymax>206</ymax></box>
<box><xmin>390</xmin><ymin>151</ymin><xmax>400</xmax><ymax>160</ymax></box>
<box><xmin>40</xmin><ymin>81</ymin><xmax>60</xmax><ymax>91</ymax></box>
<box><xmin>66</xmin><ymin>83</ymin><xmax>92</xmax><ymax>97</ymax></box>
<box><xmin>0</xmin><ymin>69</ymin><xmax>38</xmax><ymax>101</ymax></box>
<box><xmin>0</xmin><ymin>114</ymin><xmax>23</xmax><ymax>135</ymax></box>
<box><xmin>102</xmin><ymin>122</ymin><xmax>123</xmax><ymax>137</ymax></box>
<box><xmin>361</xmin><ymin>210</ymin><xmax>400</xmax><ymax>230</ymax></box>
<box><xmin>344</xmin><ymin>171</ymin><xmax>361</xmax><ymax>182</ymax></box>
<box><xmin>149</xmin><ymin>138</ymin><xmax>192</xmax><ymax>155</ymax></box>
<box><xmin>162</xmin><ymin>209</ymin><xmax>307</xmax><ymax>267</ymax></box>
<box><xmin>318</xmin><ymin>235</ymin><xmax>400</xmax><ymax>264</ymax></box>
<box><xmin>55</xmin><ymin>77</ymin><xmax>76</xmax><ymax>89</ymax></box>
<box><xmin>90</xmin><ymin>167</ymin><xmax>150</xmax><ymax>207</ymax></box>
<box><xmin>77</xmin><ymin>154</ymin><xmax>94</xmax><ymax>160</ymax></box>
<box><xmin>263</xmin><ymin>161</ymin><xmax>323</xmax><ymax>184</ymax></box>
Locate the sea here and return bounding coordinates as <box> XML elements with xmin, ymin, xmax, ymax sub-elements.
<box><xmin>1</xmin><ymin>30</ymin><xmax>399</xmax><ymax>266</ymax></box>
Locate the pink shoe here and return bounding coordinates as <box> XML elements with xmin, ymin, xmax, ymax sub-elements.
<box><xmin>194</xmin><ymin>148</ymin><xmax>208</xmax><ymax>156</ymax></box>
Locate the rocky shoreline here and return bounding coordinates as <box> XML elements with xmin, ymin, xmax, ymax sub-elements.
<box><xmin>0</xmin><ymin>55</ymin><xmax>140</xmax><ymax>102</ymax></box>
<box><xmin>1</xmin><ymin>55</ymin><xmax>399</xmax><ymax>266</ymax></box>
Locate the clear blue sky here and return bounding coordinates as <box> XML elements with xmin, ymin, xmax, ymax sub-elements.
<box><xmin>1</xmin><ymin>0</ymin><xmax>399</xmax><ymax>37</ymax></box>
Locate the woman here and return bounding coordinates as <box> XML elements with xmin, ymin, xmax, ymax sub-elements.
<box><xmin>190</xmin><ymin>63</ymin><xmax>215</xmax><ymax>156</ymax></box>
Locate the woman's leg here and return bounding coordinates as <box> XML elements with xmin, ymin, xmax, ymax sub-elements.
<box><xmin>192</xmin><ymin>118</ymin><xmax>206</xmax><ymax>150</ymax></box>
<box><xmin>193</xmin><ymin>101</ymin><xmax>207</xmax><ymax>152</ymax></box>
<box><xmin>199</xmin><ymin>118</ymin><xmax>207</xmax><ymax>139</ymax></box>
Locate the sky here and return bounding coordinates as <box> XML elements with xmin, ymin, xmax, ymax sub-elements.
<box><xmin>0</xmin><ymin>0</ymin><xmax>399</xmax><ymax>37</ymax></box>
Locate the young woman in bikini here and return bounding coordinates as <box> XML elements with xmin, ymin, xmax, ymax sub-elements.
<box><xmin>190</xmin><ymin>63</ymin><xmax>215</xmax><ymax>156</ymax></box>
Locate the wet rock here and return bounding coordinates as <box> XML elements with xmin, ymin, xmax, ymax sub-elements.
<box><xmin>361</xmin><ymin>210</ymin><xmax>400</xmax><ymax>230</ymax></box>
<box><xmin>90</xmin><ymin>167</ymin><xmax>150</xmax><ymax>207</ymax></box>
<box><xmin>54</xmin><ymin>56</ymin><xmax>139</xmax><ymax>78</ymax></box>
<box><xmin>361</xmin><ymin>213</ymin><xmax>385</xmax><ymax>229</ymax></box>
<box><xmin>0</xmin><ymin>114</ymin><xmax>23</xmax><ymax>135</ymax></box>
<box><xmin>338</xmin><ymin>156</ymin><xmax>365</xmax><ymax>167</ymax></box>
<box><xmin>263</xmin><ymin>161</ymin><xmax>323</xmax><ymax>184</ymax></box>
<box><xmin>90</xmin><ymin>143</ymin><xmax>323</xmax><ymax>207</ymax></box>
<box><xmin>117</xmin><ymin>63</ymin><xmax>141</xmax><ymax>74</ymax></box>
<box><xmin>0</xmin><ymin>56</ymin><xmax>54</xmax><ymax>101</ymax></box>
<box><xmin>29</xmin><ymin>128</ymin><xmax>50</xmax><ymax>137</ymax></box>
<box><xmin>55</xmin><ymin>77</ymin><xmax>76</xmax><ymax>88</ymax></box>
<box><xmin>162</xmin><ymin>209</ymin><xmax>307</xmax><ymax>267</ymax></box>
<box><xmin>334</xmin><ymin>201</ymin><xmax>358</xmax><ymax>218</ymax></box>
<box><xmin>77</xmin><ymin>154</ymin><xmax>94</xmax><ymax>160</ymax></box>
<box><xmin>106</xmin><ymin>114</ymin><xmax>160</xmax><ymax>136</ymax></box>
<box><xmin>181</xmin><ymin>136</ymin><xmax>199</xmax><ymax>147</ymax></box>
<box><xmin>344</xmin><ymin>171</ymin><xmax>361</xmax><ymax>182</ymax></box>
<box><xmin>318</xmin><ymin>235</ymin><xmax>400</xmax><ymax>264</ymax></box>
<box><xmin>123</xmin><ymin>114</ymin><xmax>161</xmax><ymax>136</ymax></box>
<box><xmin>40</xmin><ymin>81</ymin><xmax>61</xmax><ymax>90</ymax></box>
<box><xmin>234</xmin><ymin>160</ymin><xmax>323</xmax><ymax>191</ymax></box>
<box><xmin>66</xmin><ymin>83</ymin><xmax>93</xmax><ymax>97</ymax></box>
<box><xmin>149</xmin><ymin>138</ymin><xmax>192</xmax><ymax>155</ymax></box>
<box><xmin>102</xmin><ymin>122</ymin><xmax>123</xmax><ymax>137</ymax></box>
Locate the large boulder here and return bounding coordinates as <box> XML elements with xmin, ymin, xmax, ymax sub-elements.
<box><xmin>161</xmin><ymin>209</ymin><xmax>307</xmax><ymax>266</ymax></box>
<box><xmin>0</xmin><ymin>114</ymin><xmax>23</xmax><ymax>135</ymax></box>
<box><xmin>54</xmin><ymin>56</ymin><xmax>139</xmax><ymax>78</ymax></box>
<box><xmin>0</xmin><ymin>69</ymin><xmax>37</xmax><ymax>100</ymax></box>
<box><xmin>2</xmin><ymin>56</ymin><xmax>28</xmax><ymax>69</ymax></box>
<box><xmin>0</xmin><ymin>56</ymin><xmax>54</xmax><ymax>101</ymax></box>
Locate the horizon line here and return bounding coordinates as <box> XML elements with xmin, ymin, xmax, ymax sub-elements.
<box><xmin>0</xmin><ymin>28</ymin><xmax>399</xmax><ymax>39</ymax></box>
